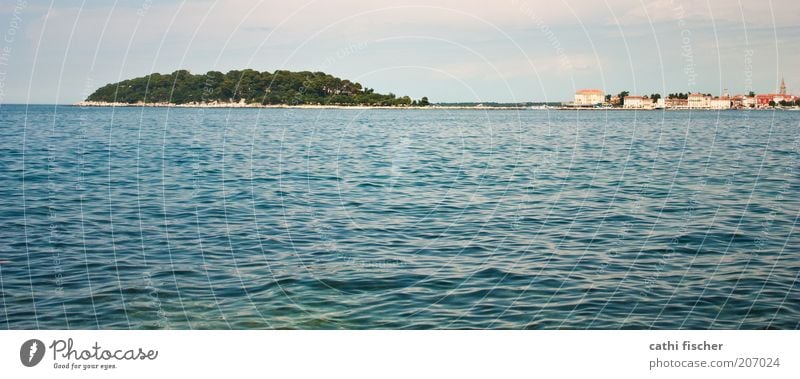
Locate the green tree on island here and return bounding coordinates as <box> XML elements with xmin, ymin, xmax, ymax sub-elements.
<box><xmin>86</xmin><ymin>69</ymin><xmax>429</xmax><ymax>107</ymax></box>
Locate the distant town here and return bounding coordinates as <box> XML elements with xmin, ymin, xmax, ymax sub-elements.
<box><xmin>564</xmin><ymin>78</ymin><xmax>798</xmax><ymax>110</ymax></box>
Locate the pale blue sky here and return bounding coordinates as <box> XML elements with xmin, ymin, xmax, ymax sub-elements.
<box><xmin>1</xmin><ymin>0</ymin><xmax>798</xmax><ymax>104</ymax></box>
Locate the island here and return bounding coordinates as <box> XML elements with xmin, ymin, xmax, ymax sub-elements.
<box><xmin>79</xmin><ymin>69</ymin><xmax>431</xmax><ymax>107</ymax></box>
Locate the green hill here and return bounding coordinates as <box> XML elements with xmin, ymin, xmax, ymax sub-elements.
<box><xmin>86</xmin><ymin>69</ymin><xmax>429</xmax><ymax>106</ymax></box>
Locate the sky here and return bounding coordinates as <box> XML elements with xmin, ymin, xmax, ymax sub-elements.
<box><xmin>0</xmin><ymin>0</ymin><xmax>798</xmax><ymax>104</ymax></box>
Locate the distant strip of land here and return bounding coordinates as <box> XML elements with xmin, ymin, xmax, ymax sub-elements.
<box><xmin>74</xmin><ymin>101</ymin><xmax>800</xmax><ymax>110</ymax></box>
<box><xmin>74</xmin><ymin>101</ymin><xmax>533</xmax><ymax>110</ymax></box>
<box><xmin>79</xmin><ymin>69</ymin><xmax>799</xmax><ymax>111</ymax></box>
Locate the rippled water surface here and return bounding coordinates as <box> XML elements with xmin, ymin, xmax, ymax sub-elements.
<box><xmin>1</xmin><ymin>105</ymin><xmax>798</xmax><ymax>329</ymax></box>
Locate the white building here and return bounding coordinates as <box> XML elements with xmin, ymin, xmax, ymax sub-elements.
<box><xmin>573</xmin><ymin>89</ymin><xmax>605</xmax><ymax>106</ymax></box>
<box><xmin>732</xmin><ymin>95</ymin><xmax>755</xmax><ymax>108</ymax></box>
<box><xmin>623</xmin><ymin>96</ymin><xmax>648</xmax><ymax>109</ymax></box>
<box><xmin>688</xmin><ymin>93</ymin><xmax>711</xmax><ymax>109</ymax></box>
<box><xmin>710</xmin><ymin>97</ymin><xmax>731</xmax><ymax>109</ymax></box>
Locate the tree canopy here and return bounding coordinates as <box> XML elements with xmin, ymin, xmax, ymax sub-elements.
<box><xmin>86</xmin><ymin>69</ymin><xmax>428</xmax><ymax>106</ymax></box>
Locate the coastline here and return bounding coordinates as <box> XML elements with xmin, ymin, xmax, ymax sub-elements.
<box><xmin>73</xmin><ymin>101</ymin><xmax>799</xmax><ymax>111</ymax></box>
<box><xmin>74</xmin><ymin>101</ymin><xmax>529</xmax><ymax>110</ymax></box>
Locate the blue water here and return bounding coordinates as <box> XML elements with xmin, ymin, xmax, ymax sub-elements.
<box><xmin>0</xmin><ymin>104</ymin><xmax>798</xmax><ymax>329</ymax></box>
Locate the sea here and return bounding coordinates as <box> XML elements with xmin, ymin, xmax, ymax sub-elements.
<box><xmin>0</xmin><ymin>104</ymin><xmax>798</xmax><ymax>329</ymax></box>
